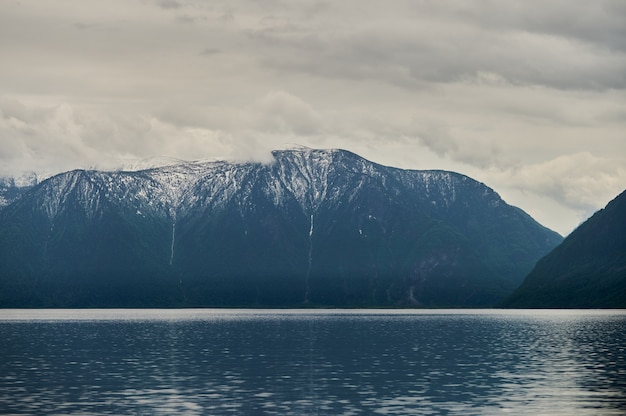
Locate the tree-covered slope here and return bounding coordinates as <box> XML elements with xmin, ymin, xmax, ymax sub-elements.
<box><xmin>503</xmin><ymin>189</ymin><xmax>626</xmax><ymax>308</ymax></box>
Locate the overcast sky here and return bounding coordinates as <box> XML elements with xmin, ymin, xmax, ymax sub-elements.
<box><xmin>1</xmin><ymin>0</ymin><xmax>625</xmax><ymax>235</ymax></box>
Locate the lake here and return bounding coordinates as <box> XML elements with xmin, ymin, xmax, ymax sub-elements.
<box><xmin>1</xmin><ymin>309</ymin><xmax>625</xmax><ymax>415</ymax></box>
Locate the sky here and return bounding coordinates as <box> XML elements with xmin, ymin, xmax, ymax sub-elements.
<box><xmin>1</xmin><ymin>0</ymin><xmax>625</xmax><ymax>236</ymax></box>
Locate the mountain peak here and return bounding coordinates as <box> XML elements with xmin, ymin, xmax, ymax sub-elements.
<box><xmin>272</xmin><ymin>147</ymin><xmax>353</xmax><ymax>164</ymax></box>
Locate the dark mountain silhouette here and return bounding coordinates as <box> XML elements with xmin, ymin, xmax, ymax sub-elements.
<box><xmin>503</xmin><ymin>189</ymin><xmax>626</xmax><ymax>308</ymax></box>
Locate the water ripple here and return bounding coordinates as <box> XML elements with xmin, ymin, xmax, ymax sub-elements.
<box><xmin>1</xmin><ymin>309</ymin><xmax>625</xmax><ymax>415</ymax></box>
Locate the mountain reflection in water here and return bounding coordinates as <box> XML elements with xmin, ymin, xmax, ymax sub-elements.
<box><xmin>1</xmin><ymin>309</ymin><xmax>625</xmax><ymax>415</ymax></box>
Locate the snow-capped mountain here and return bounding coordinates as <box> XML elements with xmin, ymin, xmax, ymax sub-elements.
<box><xmin>0</xmin><ymin>148</ymin><xmax>562</xmax><ymax>307</ymax></box>
<box><xmin>0</xmin><ymin>172</ymin><xmax>38</xmax><ymax>209</ymax></box>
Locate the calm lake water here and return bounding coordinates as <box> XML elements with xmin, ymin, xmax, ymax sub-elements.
<box><xmin>1</xmin><ymin>309</ymin><xmax>625</xmax><ymax>415</ymax></box>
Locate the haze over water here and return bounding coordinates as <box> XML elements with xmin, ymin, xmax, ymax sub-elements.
<box><xmin>1</xmin><ymin>309</ymin><xmax>625</xmax><ymax>415</ymax></box>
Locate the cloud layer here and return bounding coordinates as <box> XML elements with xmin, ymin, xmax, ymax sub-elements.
<box><xmin>1</xmin><ymin>0</ymin><xmax>624</xmax><ymax>235</ymax></box>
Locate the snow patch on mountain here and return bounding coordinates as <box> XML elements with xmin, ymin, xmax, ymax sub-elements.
<box><xmin>272</xmin><ymin>149</ymin><xmax>335</xmax><ymax>212</ymax></box>
<box><xmin>27</xmin><ymin>148</ymin><xmax>510</xmax><ymax>227</ymax></box>
<box><xmin>0</xmin><ymin>172</ymin><xmax>40</xmax><ymax>210</ymax></box>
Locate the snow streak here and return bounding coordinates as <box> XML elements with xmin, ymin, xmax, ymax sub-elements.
<box><xmin>305</xmin><ymin>214</ymin><xmax>314</xmax><ymax>303</ymax></box>
<box><xmin>169</xmin><ymin>221</ymin><xmax>176</xmax><ymax>266</ymax></box>
<box><xmin>169</xmin><ymin>209</ymin><xmax>176</xmax><ymax>266</ymax></box>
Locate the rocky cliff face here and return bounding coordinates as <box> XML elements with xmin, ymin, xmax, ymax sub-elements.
<box><xmin>0</xmin><ymin>148</ymin><xmax>562</xmax><ymax>307</ymax></box>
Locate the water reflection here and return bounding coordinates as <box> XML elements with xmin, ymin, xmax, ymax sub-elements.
<box><xmin>486</xmin><ymin>314</ymin><xmax>626</xmax><ymax>415</ymax></box>
<box><xmin>1</xmin><ymin>309</ymin><xmax>625</xmax><ymax>415</ymax></box>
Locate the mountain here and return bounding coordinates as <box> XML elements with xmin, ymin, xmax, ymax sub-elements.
<box><xmin>0</xmin><ymin>173</ymin><xmax>38</xmax><ymax>210</ymax></box>
<box><xmin>0</xmin><ymin>148</ymin><xmax>562</xmax><ymax>308</ymax></box>
<box><xmin>503</xmin><ymin>189</ymin><xmax>626</xmax><ymax>308</ymax></box>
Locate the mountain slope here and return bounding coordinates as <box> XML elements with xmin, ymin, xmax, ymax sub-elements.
<box><xmin>0</xmin><ymin>148</ymin><xmax>562</xmax><ymax>307</ymax></box>
<box><xmin>503</xmin><ymin>189</ymin><xmax>626</xmax><ymax>308</ymax></box>
<box><xmin>0</xmin><ymin>173</ymin><xmax>38</xmax><ymax>210</ymax></box>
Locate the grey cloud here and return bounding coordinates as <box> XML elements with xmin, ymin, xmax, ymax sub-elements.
<box><xmin>157</xmin><ymin>0</ymin><xmax>183</xmax><ymax>10</ymax></box>
<box><xmin>0</xmin><ymin>99</ymin><xmax>212</xmax><ymax>175</ymax></box>
<box><xmin>250</xmin><ymin>91</ymin><xmax>324</xmax><ymax>136</ymax></box>
<box><xmin>600</xmin><ymin>109</ymin><xmax>626</xmax><ymax>123</ymax></box>
<box><xmin>498</xmin><ymin>153</ymin><xmax>626</xmax><ymax>214</ymax></box>
<box><xmin>241</xmin><ymin>1</ymin><xmax>626</xmax><ymax>90</ymax></box>
<box><xmin>73</xmin><ymin>22</ymin><xmax>99</xmax><ymax>30</ymax></box>
<box><xmin>447</xmin><ymin>0</ymin><xmax>626</xmax><ymax>53</ymax></box>
<box><xmin>152</xmin><ymin>104</ymin><xmax>220</xmax><ymax>130</ymax></box>
<box><xmin>200</xmin><ymin>48</ymin><xmax>220</xmax><ymax>56</ymax></box>
<box><xmin>176</xmin><ymin>14</ymin><xmax>208</xmax><ymax>24</ymax></box>
<box><xmin>0</xmin><ymin>97</ymin><xmax>48</xmax><ymax>124</ymax></box>
<box><xmin>224</xmin><ymin>133</ymin><xmax>276</xmax><ymax>165</ymax></box>
<box><xmin>152</xmin><ymin>91</ymin><xmax>324</xmax><ymax>136</ymax></box>
<box><xmin>0</xmin><ymin>101</ymin><xmax>86</xmax><ymax>175</ymax></box>
<box><xmin>412</xmin><ymin>121</ymin><xmax>458</xmax><ymax>158</ymax></box>
<box><xmin>408</xmin><ymin>118</ymin><xmax>509</xmax><ymax>170</ymax></box>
